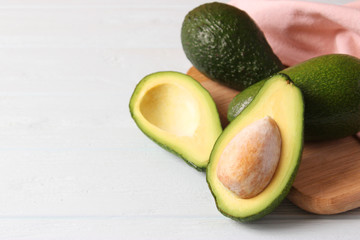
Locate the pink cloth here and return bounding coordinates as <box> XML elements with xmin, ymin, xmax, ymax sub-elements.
<box><xmin>229</xmin><ymin>0</ymin><xmax>360</xmax><ymax>66</ymax></box>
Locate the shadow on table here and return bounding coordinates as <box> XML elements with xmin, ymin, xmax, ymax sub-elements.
<box><xmin>239</xmin><ymin>199</ymin><xmax>360</xmax><ymax>230</ymax></box>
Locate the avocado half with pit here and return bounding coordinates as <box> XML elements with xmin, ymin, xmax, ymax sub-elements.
<box><xmin>207</xmin><ymin>74</ymin><xmax>304</xmax><ymax>221</ymax></box>
<box><xmin>129</xmin><ymin>71</ymin><xmax>222</xmax><ymax>170</ymax></box>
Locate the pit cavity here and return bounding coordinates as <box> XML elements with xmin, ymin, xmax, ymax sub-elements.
<box><xmin>140</xmin><ymin>83</ymin><xmax>200</xmax><ymax>137</ymax></box>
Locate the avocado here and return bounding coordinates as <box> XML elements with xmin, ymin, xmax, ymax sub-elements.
<box><xmin>129</xmin><ymin>71</ymin><xmax>222</xmax><ymax>170</ymax></box>
<box><xmin>181</xmin><ymin>2</ymin><xmax>284</xmax><ymax>91</ymax></box>
<box><xmin>207</xmin><ymin>74</ymin><xmax>304</xmax><ymax>221</ymax></box>
<box><xmin>228</xmin><ymin>54</ymin><xmax>360</xmax><ymax>141</ymax></box>
<box><xmin>228</xmin><ymin>79</ymin><xmax>266</xmax><ymax>121</ymax></box>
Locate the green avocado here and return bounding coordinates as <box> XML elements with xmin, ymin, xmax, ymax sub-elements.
<box><xmin>207</xmin><ymin>74</ymin><xmax>304</xmax><ymax>221</ymax></box>
<box><xmin>129</xmin><ymin>71</ymin><xmax>222</xmax><ymax>170</ymax></box>
<box><xmin>228</xmin><ymin>54</ymin><xmax>360</xmax><ymax>141</ymax></box>
<box><xmin>181</xmin><ymin>2</ymin><xmax>284</xmax><ymax>91</ymax></box>
<box><xmin>228</xmin><ymin>79</ymin><xmax>266</xmax><ymax>121</ymax></box>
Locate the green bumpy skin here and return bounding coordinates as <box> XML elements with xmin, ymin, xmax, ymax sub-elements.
<box><xmin>181</xmin><ymin>2</ymin><xmax>284</xmax><ymax>91</ymax></box>
<box><xmin>228</xmin><ymin>54</ymin><xmax>360</xmax><ymax>141</ymax></box>
<box><xmin>227</xmin><ymin>79</ymin><xmax>266</xmax><ymax>121</ymax></box>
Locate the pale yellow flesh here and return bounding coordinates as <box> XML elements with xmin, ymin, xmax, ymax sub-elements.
<box><xmin>140</xmin><ymin>83</ymin><xmax>200</xmax><ymax>137</ymax></box>
<box><xmin>208</xmin><ymin>77</ymin><xmax>303</xmax><ymax>217</ymax></box>
<box><xmin>131</xmin><ymin>72</ymin><xmax>222</xmax><ymax>167</ymax></box>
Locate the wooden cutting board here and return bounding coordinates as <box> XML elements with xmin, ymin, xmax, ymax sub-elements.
<box><xmin>188</xmin><ymin>67</ymin><xmax>360</xmax><ymax>215</ymax></box>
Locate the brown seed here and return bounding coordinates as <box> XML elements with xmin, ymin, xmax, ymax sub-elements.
<box><xmin>216</xmin><ymin>116</ymin><xmax>281</xmax><ymax>199</ymax></box>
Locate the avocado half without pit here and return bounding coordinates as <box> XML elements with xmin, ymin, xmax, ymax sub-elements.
<box><xmin>207</xmin><ymin>74</ymin><xmax>304</xmax><ymax>221</ymax></box>
<box><xmin>129</xmin><ymin>71</ymin><xmax>222</xmax><ymax>170</ymax></box>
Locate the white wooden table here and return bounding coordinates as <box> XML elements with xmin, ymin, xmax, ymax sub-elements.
<box><xmin>0</xmin><ymin>0</ymin><xmax>358</xmax><ymax>239</ymax></box>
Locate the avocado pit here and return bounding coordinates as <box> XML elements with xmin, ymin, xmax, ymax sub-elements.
<box><xmin>216</xmin><ymin>116</ymin><xmax>281</xmax><ymax>199</ymax></box>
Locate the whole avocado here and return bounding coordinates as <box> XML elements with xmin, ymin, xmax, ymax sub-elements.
<box><xmin>228</xmin><ymin>54</ymin><xmax>360</xmax><ymax>141</ymax></box>
<box><xmin>181</xmin><ymin>2</ymin><xmax>284</xmax><ymax>91</ymax></box>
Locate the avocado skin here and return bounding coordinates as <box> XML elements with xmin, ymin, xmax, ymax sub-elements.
<box><xmin>227</xmin><ymin>79</ymin><xmax>266</xmax><ymax>121</ymax></box>
<box><xmin>181</xmin><ymin>2</ymin><xmax>284</xmax><ymax>91</ymax></box>
<box><xmin>228</xmin><ymin>54</ymin><xmax>360</xmax><ymax>141</ymax></box>
<box><xmin>282</xmin><ymin>54</ymin><xmax>360</xmax><ymax>141</ymax></box>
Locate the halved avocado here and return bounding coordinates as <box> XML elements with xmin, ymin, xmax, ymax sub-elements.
<box><xmin>207</xmin><ymin>74</ymin><xmax>304</xmax><ymax>221</ymax></box>
<box><xmin>129</xmin><ymin>71</ymin><xmax>222</xmax><ymax>170</ymax></box>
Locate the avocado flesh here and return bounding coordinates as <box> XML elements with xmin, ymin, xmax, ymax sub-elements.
<box><xmin>228</xmin><ymin>54</ymin><xmax>360</xmax><ymax>141</ymax></box>
<box><xmin>129</xmin><ymin>71</ymin><xmax>222</xmax><ymax>170</ymax></box>
<box><xmin>181</xmin><ymin>2</ymin><xmax>284</xmax><ymax>91</ymax></box>
<box><xmin>207</xmin><ymin>74</ymin><xmax>304</xmax><ymax>221</ymax></box>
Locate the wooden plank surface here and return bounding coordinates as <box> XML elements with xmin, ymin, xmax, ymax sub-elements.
<box><xmin>290</xmin><ymin>137</ymin><xmax>360</xmax><ymax>214</ymax></box>
<box><xmin>187</xmin><ymin>66</ymin><xmax>360</xmax><ymax>215</ymax></box>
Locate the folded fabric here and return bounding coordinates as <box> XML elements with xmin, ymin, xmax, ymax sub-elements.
<box><xmin>229</xmin><ymin>0</ymin><xmax>360</xmax><ymax>66</ymax></box>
